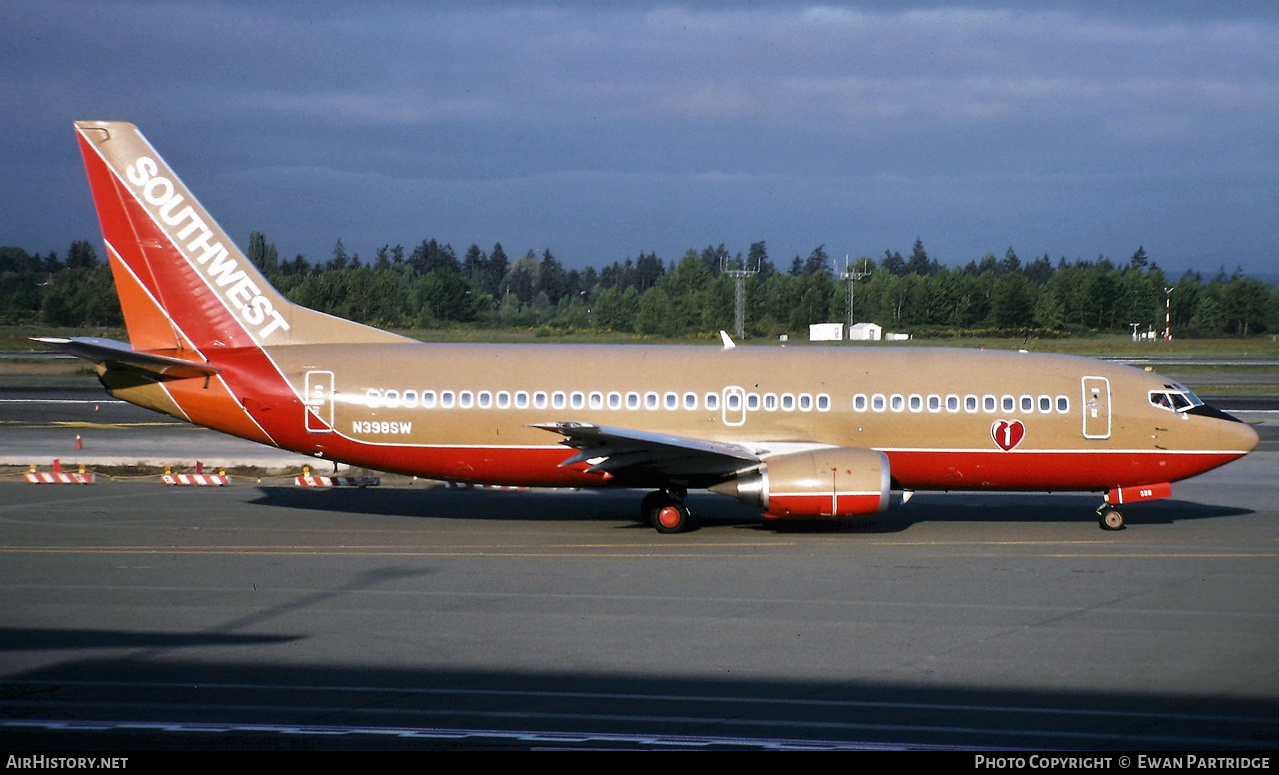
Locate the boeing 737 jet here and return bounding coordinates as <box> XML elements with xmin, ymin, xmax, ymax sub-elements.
<box><xmin>45</xmin><ymin>121</ymin><xmax>1259</xmax><ymax>533</ymax></box>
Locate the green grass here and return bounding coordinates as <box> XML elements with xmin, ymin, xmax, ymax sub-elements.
<box><xmin>0</xmin><ymin>326</ymin><xmax>127</xmax><ymax>351</ymax></box>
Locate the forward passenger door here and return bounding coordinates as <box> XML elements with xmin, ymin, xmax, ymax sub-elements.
<box><xmin>1081</xmin><ymin>376</ymin><xmax>1110</xmax><ymax>439</ymax></box>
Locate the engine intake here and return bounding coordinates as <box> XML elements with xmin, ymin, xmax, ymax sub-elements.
<box><xmin>710</xmin><ymin>447</ymin><xmax>891</xmax><ymax>518</ymax></box>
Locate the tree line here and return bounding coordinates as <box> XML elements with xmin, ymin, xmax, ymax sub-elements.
<box><xmin>3</xmin><ymin>236</ymin><xmax>1276</xmax><ymax>339</ymax></box>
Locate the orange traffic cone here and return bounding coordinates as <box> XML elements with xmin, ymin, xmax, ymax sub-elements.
<box><xmin>52</xmin><ymin>458</ymin><xmax>61</xmax><ymax>474</ymax></box>
<box><xmin>75</xmin><ymin>435</ymin><xmax>83</xmax><ymax>450</ymax></box>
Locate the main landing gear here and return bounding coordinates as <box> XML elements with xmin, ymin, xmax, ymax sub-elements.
<box><xmin>642</xmin><ymin>487</ymin><xmax>690</xmax><ymax>534</ymax></box>
<box><xmin>1097</xmin><ymin>504</ymin><xmax>1125</xmax><ymax>531</ymax></box>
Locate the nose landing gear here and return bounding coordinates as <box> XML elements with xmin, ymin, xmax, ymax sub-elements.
<box><xmin>1097</xmin><ymin>504</ymin><xmax>1125</xmax><ymax>531</ymax></box>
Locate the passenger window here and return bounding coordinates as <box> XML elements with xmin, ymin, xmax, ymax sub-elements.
<box><xmin>927</xmin><ymin>395</ymin><xmax>941</xmax><ymax>412</ymax></box>
<box><xmin>872</xmin><ymin>394</ymin><xmax>886</xmax><ymax>412</ymax></box>
<box><xmin>1038</xmin><ymin>395</ymin><xmax>1051</xmax><ymax>412</ymax></box>
<box><xmin>799</xmin><ymin>393</ymin><xmax>812</xmax><ymax>411</ymax></box>
<box><xmin>552</xmin><ymin>391</ymin><xmax>566</xmax><ymax>409</ymax></box>
<box><xmin>1020</xmin><ymin>395</ymin><xmax>1034</xmax><ymax>412</ymax></box>
<box><xmin>645</xmin><ymin>392</ymin><xmax>659</xmax><ymax>410</ymax></box>
<box><xmin>1056</xmin><ymin>395</ymin><xmax>1069</xmax><ymax>413</ymax></box>
<box><xmin>459</xmin><ymin>391</ymin><xmax>474</xmax><ymax>409</ymax></box>
<box><xmin>853</xmin><ymin>394</ymin><xmax>868</xmax><ymax>411</ymax></box>
<box><xmin>477</xmin><ymin>391</ymin><xmax>492</xmax><ymax>409</ymax></box>
<box><xmin>626</xmin><ymin>392</ymin><xmax>640</xmax><ymax>409</ymax></box>
<box><xmin>747</xmin><ymin>393</ymin><xmax>760</xmax><ymax>411</ymax></box>
<box><xmin>423</xmin><ymin>390</ymin><xmax>437</xmax><ymax>409</ymax></box>
<box><xmin>366</xmin><ymin>389</ymin><xmax>381</xmax><ymax>408</ymax></box>
<box><xmin>589</xmin><ymin>392</ymin><xmax>604</xmax><ymax>410</ymax></box>
<box><xmin>533</xmin><ymin>391</ymin><xmax>548</xmax><ymax>409</ymax></box>
<box><xmin>965</xmin><ymin>395</ymin><xmax>978</xmax><ymax>412</ymax></box>
<box><xmin>946</xmin><ymin>395</ymin><xmax>959</xmax><ymax>412</ymax></box>
<box><xmin>440</xmin><ymin>390</ymin><xmax>456</xmax><ymax>409</ymax></box>
<box><xmin>683</xmin><ymin>392</ymin><xmax>698</xmax><ymax>410</ymax></box>
<box><xmin>890</xmin><ymin>394</ymin><xmax>904</xmax><ymax>412</ymax></box>
<box><xmin>664</xmin><ymin>392</ymin><xmax>678</xmax><ymax>410</ymax></box>
<box><xmin>570</xmin><ymin>392</ymin><xmax>585</xmax><ymax>409</ymax></box>
<box><xmin>384</xmin><ymin>390</ymin><xmax>400</xmax><ymax>408</ymax></box>
<box><xmin>983</xmin><ymin>395</ymin><xmax>996</xmax><ymax>412</ymax></box>
<box><xmin>1001</xmin><ymin>395</ymin><xmax>1015</xmax><ymax>412</ymax></box>
<box><xmin>781</xmin><ymin>393</ymin><xmax>795</xmax><ymax>411</ymax></box>
<box><xmin>404</xmin><ymin>390</ymin><xmax>419</xmax><ymax>408</ymax></box>
<box><xmin>764</xmin><ymin>393</ymin><xmax>777</xmax><ymax>411</ymax></box>
<box><xmin>726</xmin><ymin>392</ymin><xmax>741</xmax><ymax>410</ymax></box>
<box><xmin>816</xmin><ymin>394</ymin><xmax>830</xmax><ymax>411</ymax></box>
<box><xmin>607</xmin><ymin>392</ymin><xmax>622</xmax><ymax>410</ymax></box>
<box><xmin>497</xmin><ymin>391</ymin><xmax>511</xmax><ymax>409</ymax></box>
<box><xmin>705</xmin><ymin>392</ymin><xmax>719</xmax><ymax>410</ymax></box>
<box><xmin>908</xmin><ymin>394</ymin><xmax>923</xmax><ymax>412</ymax></box>
<box><xmin>515</xmin><ymin>391</ymin><xmax>528</xmax><ymax>409</ymax></box>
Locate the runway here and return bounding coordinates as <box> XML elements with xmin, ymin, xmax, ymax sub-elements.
<box><xmin>0</xmin><ymin>389</ymin><xmax>1277</xmax><ymax>749</ymax></box>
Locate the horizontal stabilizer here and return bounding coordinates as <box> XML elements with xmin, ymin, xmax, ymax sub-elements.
<box><xmin>33</xmin><ymin>336</ymin><xmax>220</xmax><ymax>380</ymax></box>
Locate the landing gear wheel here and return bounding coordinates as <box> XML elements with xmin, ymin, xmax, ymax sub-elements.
<box><xmin>643</xmin><ymin>491</ymin><xmax>691</xmax><ymax>534</ymax></box>
<box><xmin>1098</xmin><ymin>506</ymin><xmax>1125</xmax><ymax>531</ymax></box>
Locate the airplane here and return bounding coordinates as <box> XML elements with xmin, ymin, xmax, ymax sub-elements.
<box><xmin>44</xmin><ymin>120</ymin><xmax>1259</xmax><ymax>533</ymax></box>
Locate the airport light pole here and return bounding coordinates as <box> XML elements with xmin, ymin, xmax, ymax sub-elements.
<box><xmin>840</xmin><ymin>257</ymin><xmax>872</xmax><ymax>332</ymax></box>
<box><xmin>722</xmin><ymin>257</ymin><xmax>759</xmax><ymax>339</ymax></box>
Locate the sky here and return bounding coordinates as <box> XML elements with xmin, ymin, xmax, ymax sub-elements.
<box><xmin>3</xmin><ymin>1</ymin><xmax>1277</xmax><ymax>278</ymax></box>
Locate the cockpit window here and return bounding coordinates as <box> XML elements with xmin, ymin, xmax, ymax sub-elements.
<box><xmin>1149</xmin><ymin>383</ymin><xmax>1203</xmax><ymax>413</ymax></box>
<box><xmin>1169</xmin><ymin>382</ymin><xmax>1203</xmax><ymax>408</ymax></box>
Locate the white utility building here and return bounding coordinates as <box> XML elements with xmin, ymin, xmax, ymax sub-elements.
<box><xmin>848</xmin><ymin>322</ymin><xmax>883</xmax><ymax>341</ymax></box>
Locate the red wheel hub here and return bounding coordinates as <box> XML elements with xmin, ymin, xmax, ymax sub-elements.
<box><xmin>657</xmin><ymin>506</ymin><xmax>682</xmax><ymax>529</ymax></box>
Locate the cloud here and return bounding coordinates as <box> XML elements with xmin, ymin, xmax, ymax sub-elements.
<box><xmin>2</xmin><ymin>2</ymin><xmax>1277</xmax><ymax>275</ymax></box>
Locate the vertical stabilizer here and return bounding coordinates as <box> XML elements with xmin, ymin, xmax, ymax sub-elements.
<box><xmin>74</xmin><ymin>121</ymin><xmax>408</xmax><ymax>352</ymax></box>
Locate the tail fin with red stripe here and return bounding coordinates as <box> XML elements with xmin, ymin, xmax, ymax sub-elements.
<box><xmin>74</xmin><ymin>120</ymin><xmax>407</xmax><ymax>353</ymax></box>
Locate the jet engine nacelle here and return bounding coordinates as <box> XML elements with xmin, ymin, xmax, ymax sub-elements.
<box><xmin>711</xmin><ymin>447</ymin><xmax>891</xmax><ymax>518</ymax></box>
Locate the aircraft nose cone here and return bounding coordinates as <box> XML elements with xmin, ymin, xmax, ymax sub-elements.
<box><xmin>1233</xmin><ymin>419</ymin><xmax>1260</xmax><ymax>454</ymax></box>
<box><xmin>1195</xmin><ymin>403</ymin><xmax>1260</xmax><ymax>455</ymax></box>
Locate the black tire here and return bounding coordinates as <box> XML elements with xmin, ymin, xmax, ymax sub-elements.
<box><xmin>644</xmin><ymin>491</ymin><xmax>690</xmax><ymax>534</ymax></box>
<box><xmin>1098</xmin><ymin>507</ymin><xmax>1125</xmax><ymax>531</ymax></box>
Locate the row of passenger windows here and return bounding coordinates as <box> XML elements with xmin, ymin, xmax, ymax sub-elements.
<box><xmin>365</xmin><ymin>388</ymin><xmax>834</xmax><ymax>413</ymax></box>
<box><xmin>364</xmin><ymin>388</ymin><xmax>1070</xmax><ymax>415</ymax></box>
<box><xmin>852</xmin><ymin>393</ymin><xmax>1071</xmax><ymax>414</ymax></box>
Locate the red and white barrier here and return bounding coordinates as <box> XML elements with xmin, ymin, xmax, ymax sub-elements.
<box><xmin>162</xmin><ymin>473</ymin><xmax>230</xmax><ymax>486</ymax></box>
<box><xmin>25</xmin><ymin>459</ymin><xmax>95</xmax><ymax>484</ymax></box>
<box><xmin>295</xmin><ymin>475</ymin><xmax>380</xmax><ymax>488</ymax></box>
<box><xmin>25</xmin><ymin>471</ymin><xmax>95</xmax><ymax>484</ymax></box>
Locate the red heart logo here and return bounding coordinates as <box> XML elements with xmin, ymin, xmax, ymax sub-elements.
<box><xmin>991</xmin><ymin>419</ymin><xmax>1025</xmax><ymax>451</ymax></box>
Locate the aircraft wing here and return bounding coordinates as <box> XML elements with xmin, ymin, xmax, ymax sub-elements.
<box><xmin>33</xmin><ymin>336</ymin><xmax>220</xmax><ymax>381</ymax></box>
<box><xmin>531</xmin><ymin>421</ymin><xmax>761</xmax><ymax>486</ymax></box>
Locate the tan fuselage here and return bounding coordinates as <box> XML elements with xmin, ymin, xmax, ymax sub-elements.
<box><xmin>140</xmin><ymin>341</ymin><xmax>1251</xmax><ymax>492</ymax></box>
